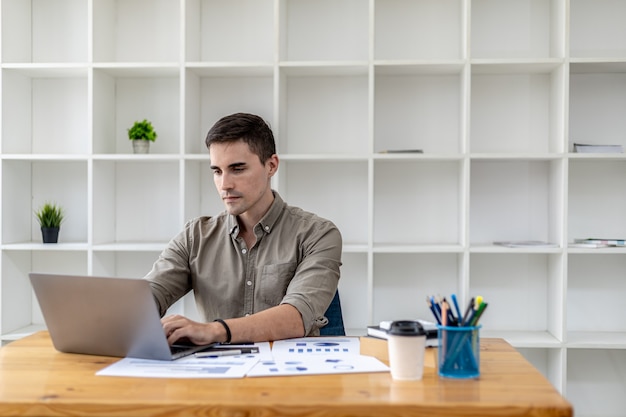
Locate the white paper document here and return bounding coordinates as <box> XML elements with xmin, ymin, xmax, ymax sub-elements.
<box><xmin>247</xmin><ymin>336</ymin><xmax>389</xmax><ymax>377</ymax></box>
<box><xmin>271</xmin><ymin>336</ymin><xmax>361</xmax><ymax>357</ymax></box>
<box><xmin>96</xmin><ymin>355</ymin><xmax>260</xmax><ymax>378</ymax></box>
<box><xmin>247</xmin><ymin>353</ymin><xmax>389</xmax><ymax>377</ymax></box>
<box><xmin>96</xmin><ymin>338</ymin><xmax>389</xmax><ymax>378</ymax></box>
<box><xmin>97</xmin><ymin>342</ymin><xmax>271</xmax><ymax>378</ymax></box>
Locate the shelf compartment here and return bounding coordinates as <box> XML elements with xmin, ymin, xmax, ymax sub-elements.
<box><xmin>92</xmin><ymin>0</ymin><xmax>180</xmax><ymax>63</ymax></box>
<box><xmin>568</xmin><ymin>160</ymin><xmax>626</xmax><ymax>239</ymax></box>
<box><xmin>374</xmin><ymin>160</ymin><xmax>462</xmax><ymax>245</ymax></box>
<box><xmin>1</xmin><ymin>250</ymin><xmax>87</xmax><ymax>337</ymax></box>
<box><xmin>470</xmin><ymin>160</ymin><xmax>563</xmax><ymax>245</ymax></box>
<box><xmin>374</xmin><ymin>69</ymin><xmax>463</xmax><ymax>154</ymax></box>
<box><xmin>569</xmin><ymin>67</ymin><xmax>626</xmax><ymax>151</ymax></box>
<box><xmin>279</xmin><ymin>0</ymin><xmax>368</xmax><ymax>62</ymax></box>
<box><xmin>471</xmin><ymin>0</ymin><xmax>565</xmax><ymax>59</ymax></box>
<box><xmin>372</xmin><ymin>253</ymin><xmax>462</xmax><ymax>325</ymax></box>
<box><xmin>470</xmin><ymin>64</ymin><xmax>566</xmax><ymax>153</ymax></box>
<box><xmin>482</xmin><ymin>330</ymin><xmax>562</xmax><ymax>347</ymax></box>
<box><xmin>566</xmin><ymin>349</ymin><xmax>626</xmax><ymax>416</ymax></box>
<box><xmin>567</xmin><ymin>332</ymin><xmax>626</xmax><ymax>349</ymax></box>
<box><xmin>277</xmin><ymin>71</ymin><xmax>368</xmax><ymax>154</ymax></box>
<box><xmin>92</xmin><ymin>250</ymin><xmax>161</xmax><ymax>279</ymax></box>
<box><xmin>185</xmin><ymin>0</ymin><xmax>274</xmax><ymax>63</ymax></box>
<box><xmin>1</xmin><ymin>0</ymin><xmax>87</xmax><ymax>63</ymax></box>
<box><xmin>278</xmin><ymin>160</ymin><xmax>368</xmax><ymax>247</ymax></box>
<box><xmin>1</xmin><ymin>69</ymin><xmax>88</xmax><ymax>155</ymax></box>
<box><xmin>567</xmin><ymin>254</ymin><xmax>626</xmax><ymax>336</ymax></box>
<box><xmin>570</xmin><ymin>0</ymin><xmax>626</xmax><ymax>58</ymax></box>
<box><xmin>374</xmin><ymin>0</ymin><xmax>463</xmax><ymax>61</ymax></box>
<box><xmin>184</xmin><ymin>68</ymin><xmax>274</xmax><ymax>155</ymax></box>
<box><xmin>1</xmin><ymin>160</ymin><xmax>88</xmax><ymax>245</ymax></box>
<box><xmin>92</xmin><ymin>68</ymin><xmax>180</xmax><ymax>155</ymax></box>
<box><xmin>374</xmin><ymin>62</ymin><xmax>466</xmax><ymax>75</ymax></box>
<box><xmin>373</xmin><ymin>243</ymin><xmax>464</xmax><ymax>253</ymax></box>
<box><xmin>92</xmin><ymin>160</ymin><xmax>181</xmax><ymax>244</ymax></box>
<box><xmin>470</xmin><ymin>253</ymin><xmax>564</xmax><ymax>339</ymax></box>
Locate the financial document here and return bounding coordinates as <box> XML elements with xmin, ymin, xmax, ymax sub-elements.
<box><xmin>96</xmin><ymin>337</ymin><xmax>389</xmax><ymax>378</ymax></box>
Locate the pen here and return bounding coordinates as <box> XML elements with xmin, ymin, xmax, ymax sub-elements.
<box><xmin>450</xmin><ymin>294</ymin><xmax>463</xmax><ymax>324</ymax></box>
<box><xmin>194</xmin><ymin>347</ymin><xmax>259</xmax><ymax>358</ymax></box>
<box><xmin>426</xmin><ymin>296</ymin><xmax>442</xmax><ymax>325</ymax></box>
<box><xmin>462</xmin><ymin>295</ymin><xmax>483</xmax><ymax>326</ymax></box>
<box><xmin>461</xmin><ymin>297</ymin><xmax>474</xmax><ymax>326</ymax></box>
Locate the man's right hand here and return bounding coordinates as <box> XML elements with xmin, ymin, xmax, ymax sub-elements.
<box><xmin>161</xmin><ymin>315</ymin><xmax>227</xmax><ymax>345</ymax></box>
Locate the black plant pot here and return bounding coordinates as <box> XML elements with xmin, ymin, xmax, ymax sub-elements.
<box><xmin>41</xmin><ymin>227</ymin><xmax>60</xmax><ymax>244</ymax></box>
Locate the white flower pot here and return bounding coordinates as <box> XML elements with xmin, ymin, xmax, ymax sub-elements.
<box><xmin>132</xmin><ymin>140</ymin><xmax>150</xmax><ymax>154</ymax></box>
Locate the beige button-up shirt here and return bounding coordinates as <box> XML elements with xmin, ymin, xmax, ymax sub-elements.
<box><xmin>144</xmin><ymin>192</ymin><xmax>342</xmax><ymax>336</ymax></box>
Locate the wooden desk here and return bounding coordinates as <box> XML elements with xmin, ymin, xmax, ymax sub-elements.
<box><xmin>0</xmin><ymin>332</ymin><xmax>572</xmax><ymax>417</ymax></box>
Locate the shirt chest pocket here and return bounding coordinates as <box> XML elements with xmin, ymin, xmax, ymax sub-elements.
<box><xmin>259</xmin><ymin>262</ymin><xmax>297</xmax><ymax>308</ymax></box>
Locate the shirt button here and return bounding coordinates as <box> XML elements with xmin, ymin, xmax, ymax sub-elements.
<box><xmin>245</xmin><ymin>313</ymin><xmax>250</xmax><ymax>317</ymax></box>
<box><xmin>264</xmin><ymin>226</ymin><xmax>270</xmax><ymax>231</ymax></box>
<box><xmin>247</xmin><ymin>281</ymin><xmax>252</xmax><ymax>286</ymax></box>
<box><xmin>242</xmin><ymin>248</ymin><xmax>247</xmax><ymax>254</ymax></box>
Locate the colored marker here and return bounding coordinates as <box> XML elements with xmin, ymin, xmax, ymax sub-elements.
<box><xmin>470</xmin><ymin>302</ymin><xmax>488</xmax><ymax>326</ymax></box>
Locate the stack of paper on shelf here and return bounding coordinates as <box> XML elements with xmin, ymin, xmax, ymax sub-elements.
<box><xmin>493</xmin><ymin>240</ymin><xmax>558</xmax><ymax>248</ymax></box>
<box><xmin>573</xmin><ymin>238</ymin><xmax>626</xmax><ymax>247</ymax></box>
<box><xmin>573</xmin><ymin>143</ymin><xmax>623</xmax><ymax>153</ymax></box>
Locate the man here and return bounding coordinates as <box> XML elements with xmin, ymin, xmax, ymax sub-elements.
<box><xmin>144</xmin><ymin>113</ymin><xmax>342</xmax><ymax>346</ymax></box>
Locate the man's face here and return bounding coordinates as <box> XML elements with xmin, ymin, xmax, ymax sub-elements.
<box><xmin>209</xmin><ymin>140</ymin><xmax>277</xmax><ymax>218</ymax></box>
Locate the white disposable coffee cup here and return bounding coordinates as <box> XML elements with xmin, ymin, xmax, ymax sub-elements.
<box><xmin>387</xmin><ymin>320</ymin><xmax>427</xmax><ymax>380</ymax></box>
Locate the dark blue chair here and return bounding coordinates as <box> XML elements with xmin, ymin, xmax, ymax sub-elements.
<box><xmin>320</xmin><ymin>291</ymin><xmax>346</xmax><ymax>336</ymax></box>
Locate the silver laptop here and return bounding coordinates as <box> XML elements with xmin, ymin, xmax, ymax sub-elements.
<box><xmin>29</xmin><ymin>272</ymin><xmax>215</xmax><ymax>360</ymax></box>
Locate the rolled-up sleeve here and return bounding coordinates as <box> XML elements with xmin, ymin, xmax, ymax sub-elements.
<box><xmin>144</xmin><ymin>225</ymin><xmax>193</xmax><ymax>317</ymax></box>
<box><xmin>280</xmin><ymin>219</ymin><xmax>342</xmax><ymax>336</ymax></box>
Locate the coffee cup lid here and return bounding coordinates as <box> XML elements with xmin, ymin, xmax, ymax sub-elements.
<box><xmin>388</xmin><ymin>320</ymin><xmax>425</xmax><ymax>336</ymax></box>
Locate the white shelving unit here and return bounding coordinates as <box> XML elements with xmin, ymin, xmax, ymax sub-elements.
<box><xmin>1</xmin><ymin>1</ymin><xmax>625</xmax><ymax>415</ymax></box>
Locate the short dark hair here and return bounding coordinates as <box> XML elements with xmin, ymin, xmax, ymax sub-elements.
<box><xmin>205</xmin><ymin>113</ymin><xmax>276</xmax><ymax>163</ymax></box>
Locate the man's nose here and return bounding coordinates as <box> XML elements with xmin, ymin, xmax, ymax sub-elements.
<box><xmin>219</xmin><ymin>173</ymin><xmax>234</xmax><ymax>190</ymax></box>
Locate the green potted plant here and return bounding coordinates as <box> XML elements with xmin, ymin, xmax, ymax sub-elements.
<box><xmin>34</xmin><ymin>202</ymin><xmax>64</xmax><ymax>243</ymax></box>
<box><xmin>128</xmin><ymin>119</ymin><xmax>157</xmax><ymax>154</ymax></box>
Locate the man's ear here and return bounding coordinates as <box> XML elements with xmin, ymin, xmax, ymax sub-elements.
<box><xmin>266</xmin><ymin>154</ymin><xmax>279</xmax><ymax>177</ymax></box>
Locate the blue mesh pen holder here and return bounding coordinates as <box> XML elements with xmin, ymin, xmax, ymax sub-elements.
<box><xmin>437</xmin><ymin>325</ymin><xmax>481</xmax><ymax>379</ymax></box>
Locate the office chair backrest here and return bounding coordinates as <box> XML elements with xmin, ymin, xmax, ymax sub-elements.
<box><xmin>320</xmin><ymin>291</ymin><xmax>346</xmax><ymax>336</ymax></box>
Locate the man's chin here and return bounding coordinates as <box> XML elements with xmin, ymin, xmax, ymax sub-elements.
<box><xmin>224</xmin><ymin>204</ymin><xmax>244</xmax><ymax>216</ymax></box>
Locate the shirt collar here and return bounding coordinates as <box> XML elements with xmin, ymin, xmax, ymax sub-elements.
<box><xmin>227</xmin><ymin>191</ymin><xmax>285</xmax><ymax>237</ymax></box>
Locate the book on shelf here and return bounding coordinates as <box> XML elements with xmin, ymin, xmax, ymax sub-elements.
<box><xmin>378</xmin><ymin>149</ymin><xmax>423</xmax><ymax>154</ymax></box>
<box><xmin>573</xmin><ymin>238</ymin><xmax>626</xmax><ymax>247</ymax></box>
<box><xmin>573</xmin><ymin>143</ymin><xmax>624</xmax><ymax>153</ymax></box>
<box><xmin>569</xmin><ymin>242</ymin><xmax>609</xmax><ymax>248</ymax></box>
<box><xmin>493</xmin><ymin>240</ymin><xmax>558</xmax><ymax>248</ymax></box>
<box><xmin>367</xmin><ymin>319</ymin><xmax>438</xmax><ymax>347</ymax></box>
